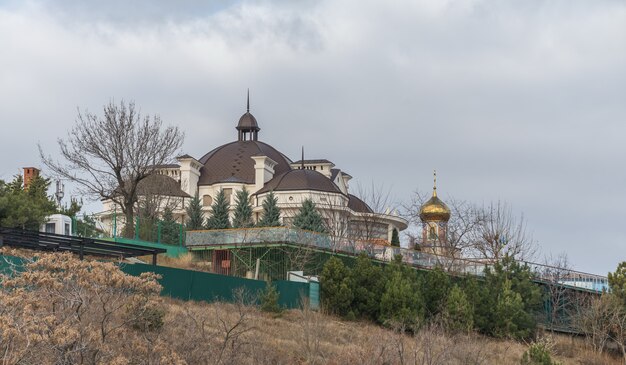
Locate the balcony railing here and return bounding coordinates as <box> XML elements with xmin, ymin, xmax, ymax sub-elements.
<box><xmin>186</xmin><ymin>227</ymin><xmax>609</xmax><ymax>293</ymax></box>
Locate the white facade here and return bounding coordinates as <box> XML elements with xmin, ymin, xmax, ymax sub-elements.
<box><xmin>41</xmin><ymin>214</ymin><xmax>72</xmax><ymax>235</ymax></box>
<box><xmin>95</xmin><ymin>106</ymin><xmax>408</xmax><ymax>243</ymax></box>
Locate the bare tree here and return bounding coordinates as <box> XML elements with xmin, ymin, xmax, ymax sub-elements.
<box><xmin>470</xmin><ymin>201</ymin><xmax>537</xmax><ymax>262</ymax></box>
<box><xmin>541</xmin><ymin>253</ymin><xmax>573</xmax><ymax>331</ymax></box>
<box><xmin>318</xmin><ymin>192</ymin><xmax>351</xmax><ymax>249</ymax></box>
<box><xmin>352</xmin><ymin>181</ymin><xmax>397</xmax><ymax>243</ymax></box>
<box><xmin>40</xmin><ymin>100</ymin><xmax>184</xmax><ymax>237</ymax></box>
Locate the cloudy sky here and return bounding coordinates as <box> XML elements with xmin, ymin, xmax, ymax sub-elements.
<box><xmin>1</xmin><ymin>0</ymin><xmax>624</xmax><ymax>274</ymax></box>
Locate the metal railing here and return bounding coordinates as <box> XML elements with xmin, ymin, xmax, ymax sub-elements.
<box><xmin>186</xmin><ymin>227</ymin><xmax>609</xmax><ymax>293</ymax></box>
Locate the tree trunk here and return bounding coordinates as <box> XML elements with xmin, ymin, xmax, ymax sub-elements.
<box><xmin>123</xmin><ymin>204</ymin><xmax>135</xmax><ymax>238</ymax></box>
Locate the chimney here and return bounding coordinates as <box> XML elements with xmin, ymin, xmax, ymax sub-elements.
<box><xmin>23</xmin><ymin>167</ymin><xmax>40</xmax><ymax>190</ymax></box>
<box><xmin>251</xmin><ymin>155</ymin><xmax>277</xmax><ymax>193</ymax></box>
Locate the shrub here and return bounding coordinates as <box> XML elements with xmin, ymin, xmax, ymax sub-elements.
<box><xmin>260</xmin><ymin>283</ymin><xmax>282</xmax><ymax>314</ymax></box>
<box><xmin>520</xmin><ymin>340</ymin><xmax>561</xmax><ymax>365</ymax></box>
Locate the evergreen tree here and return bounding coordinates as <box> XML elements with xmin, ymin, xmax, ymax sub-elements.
<box><xmin>0</xmin><ymin>175</ymin><xmax>56</xmax><ymax>230</ymax></box>
<box><xmin>493</xmin><ymin>278</ymin><xmax>526</xmax><ymax>338</ymax></box>
<box><xmin>391</xmin><ymin>228</ymin><xmax>400</xmax><ymax>247</ymax></box>
<box><xmin>232</xmin><ymin>187</ymin><xmax>253</xmax><ymax>228</ymax></box>
<box><xmin>205</xmin><ymin>189</ymin><xmax>231</xmax><ymax>230</ymax></box>
<box><xmin>349</xmin><ymin>253</ymin><xmax>384</xmax><ymax>321</ymax></box>
<box><xmin>160</xmin><ymin>207</ymin><xmax>180</xmax><ymax>245</ymax></box>
<box><xmin>292</xmin><ymin>198</ymin><xmax>326</xmax><ymax>233</ymax></box>
<box><xmin>260</xmin><ymin>283</ymin><xmax>283</xmax><ymax>314</ymax></box>
<box><xmin>185</xmin><ymin>193</ymin><xmax>205</xmax><ymax>230</ymax></box>
<box><xmin>74</xmin><ymin>213</ymin><xmax>99</xmax><ymax>237</ymax></box>
<box><xmin>320</xmin><ymin>256</ymin><xmax>353</xmax><ymax>316</ymax></box>
<box><xmin>608</xmin><ymin>262</ymin><xmax>626</xmax><ymax>306</ymax></box>
<box><xmin>474</xmin><ymin>255</ymin><xmax>542</xmax><ymax>340</ymax></box>
<box><xmin>422</xmin><ymin>266</ymin><xmax>452</xmax><ymax>318</ymax></box>
<box><xmin>379</xmin><ymin>255</ymin><xmax>424</xmax><ymax>328</ymax></box>
<box><xmin>257</xmin><ymin>191</ymin><xmax>281</xmax><ymax>227</ymax></box>
<box><xmin>443</xmin><ymin>284</ymin><xmax>474</xmax><ymax>333</ymax></box>
<box><xmin>58</xmin><ymin>198</ymin><xmax>83</xmax><ymax>217</ymax></box>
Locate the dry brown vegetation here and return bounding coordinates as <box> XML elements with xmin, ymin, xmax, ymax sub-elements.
<box><xmin>0</xmin><ymin>249</ymin><xmax>622</xmax><ymax>365</ymax></box>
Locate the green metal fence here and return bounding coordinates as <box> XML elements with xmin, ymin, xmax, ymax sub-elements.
<box><xmin>118</xmin><ymin>262</ymin><xmax>310</xmax><ymax>309</ymax></box>
<box><xmin>0</xmin><ymin>254</ymin><xmax>310</xmax><ymax>309</ymax></box>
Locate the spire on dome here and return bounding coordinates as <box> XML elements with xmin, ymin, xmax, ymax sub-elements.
<box><xmin>433</xmin><ymin>169</ymin><xmax>437</xmax><ymax>198</ymax></box>
<box><xmin>236</xmin><ymin>89</ymin><xmax>260</xmax><ymax>141</ymax></box>
<box><xmin>419</xmin><ymin>170</ymin><xmax>451</xmax><ymax>222</ymax></box>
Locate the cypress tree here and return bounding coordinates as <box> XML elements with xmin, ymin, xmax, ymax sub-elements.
<box><xmin>391</xmin><ymin>228</ymin><xmax>400</xmax><ymax>247</ymax></box>
<box><xmin>205</xmin><ymin>189</ymin><xmax>231</xmax><ymax>230</ymax></box>
<box><xmin>258</xmin><ymin>191</ymin><xmax>281</xmax><ymax>227</ymax></box>
<box><xmin>185</xmin><ymin>193</ymin><xmax>205</xmax><ymax>230</ymax></box>
<box><xmin>292</xmin><ymin>198</ymin><xmax>326</xmax><ymax>233</ymax></box>
<box><xmin>232</xmin><ymin>187</ymin><xmax>253</xmax><ymax>228</ymax></box>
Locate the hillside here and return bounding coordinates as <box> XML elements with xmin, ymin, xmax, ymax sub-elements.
<box><xmin>0</xmin><ymin>248</ymin><xmax>621</xmax><ymax>365</ymax></box>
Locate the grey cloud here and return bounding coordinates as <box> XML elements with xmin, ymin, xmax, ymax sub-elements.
<box><xmin>1</xmin><ymin>0</ymin><xmax>625</xmax><ymax>274</ymax></box>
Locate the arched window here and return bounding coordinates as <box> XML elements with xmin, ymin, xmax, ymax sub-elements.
<box><xmin>203</xmin><ymin>195</ymin><xmax>213</xmax><ymax>206</ymax></box>
<box><xmin>428</xmin><ymin>223</ymin><xmax>438</xmax><ymax>240</ymax></box>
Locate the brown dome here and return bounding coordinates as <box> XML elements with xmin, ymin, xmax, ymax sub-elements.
<box><xmin>236</xmin><ymin>112</ymin><xmax>260</xmax><ymax>131</ymax></box>
<box><xmin>255</xmin><ymin>169</ymin><xmax>343</xmax><ymax>195</ymax></box>
<box><xmin>348</xmin><ymin>194</ymin><xmax>374</xmax><ymax>213</ymax></box>
<box><xmin>197</xmin><ymin>141</ymin><xmax>292</xmax><ymax>185</ymax></box>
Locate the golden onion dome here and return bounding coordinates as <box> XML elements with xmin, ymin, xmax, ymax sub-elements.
<box><xmin>419</xmin><ymin>171</ymin><xmax>451</xmax><ymax>222</ymax></box>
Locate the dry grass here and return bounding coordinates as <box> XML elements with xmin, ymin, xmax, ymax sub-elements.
<box><xmin>158</xmin><ymin>297</ymin><xmax>623</xmax><ymax>365</ymax></box>
<box><xmin>2</xmin><ymin>249</ymin><xmax>622</xmax><ymax>364</ymax></box>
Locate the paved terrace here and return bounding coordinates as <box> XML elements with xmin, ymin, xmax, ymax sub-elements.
<box><xmin>186</xmin><ymin>227</ymin><xmax>609</xmax><ymax>293</ymax></box>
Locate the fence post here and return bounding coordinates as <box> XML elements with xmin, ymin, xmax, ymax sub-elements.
<box><xmin>135</xmin><ymin>217</ymin><xmax>140</xmax><ymax>240</ymax></box>
<box><xmin>179</xmin><ymin>223</ymin><xmax>183</xmax><ymax>247</ymax></box>
<box><xmin>157</xmin><ymin>221</ymin><xmax>162</xmax><ymax>243</ymax></box>
<box><xmin>112</xmin><ymin>210</ymin><xmax>117</xmax><ymax>238</ymax></box>
<box><xmin>79</xmin><ymin>239</ymin><xmax>85</xmax><ymax>260</ymax></box>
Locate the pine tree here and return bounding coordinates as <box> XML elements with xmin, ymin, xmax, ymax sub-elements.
<box><xmin>320</xmin><ymin>256</ymin><xmax>353</xmax><ymax>316</ymax></box>
<box><xmin>205</xmin><ymin>189</ymin><xmax>231</xmax><ymax>230</ymax></box>
<box><xmin>422</xmin><ymin>266</ymin><xmax>452</xmax><ymax>318</ymax></box>
<box><xmin>58</xmin><ymin>198</ymin><xmax>83</xmax><ymax>217</ymax></box>
<box><xmin>185</xmin><ymin>193</ymin><xmax>205</xmax><ymax>230</ymax></box>
<box><xmin>257</xmin><ymin>191</ymin><xmax>281</xmax><ymax>227</ymax></box>
<box><xmin>292</xmin><ymin>198</ymin><xmax>326</xmax><ymax>233</ymax></box>
<box><xmin>379</xmin><ymin>255</ymin><xmax>424</xmax><ymax>327</ymax></box>
<box><xmin>350</xmin><ymin>253</ymin><xmax>384</xmax><ymax>321</ymax></box>
<box><xmin>443</xmin><ymin>284</ymin><xmax>474</xmax><ymax>333</ymax></box>
<box><xmin>391</xmin><ymin>228</ymin><xmax>400</xmax><ymax>247</ymax></box>
<box><xmin>160</xmin><ymin>207</ymin><xmax>180</xmax><ymax>245</ymax></box>
<box><xmin>232</xmin><ymin>187</ymin><xmax>253</xmax><ymax>228</ymax></box>
<box><xmin>0</xmin><ymin>175</ymin><xmax>56</xmax><ymax>230</ymax></box>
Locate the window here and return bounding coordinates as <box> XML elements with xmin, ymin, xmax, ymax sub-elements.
<box><xmin>45</xmin><ymin>223</ymin><xmax>55</xmax><ymax>233</ymax></box>
<box><xmin>428</xmin><ymin>224</ymin><xmax>438</xmax><ymax>240</ymax></box>
<box><xmin>223</xmin><ymin>188</ymin><xmax>233</xmax><ymax>203</ymax></box>
<box><xmin>203</xmin><ymin>195</ymin><xmax>213</xmax><ymax>206</ymax></box>
<box><xmin>64</xmin><ymin>223</ymin><xmax>70</xmax><ymax>235</ymax></box>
